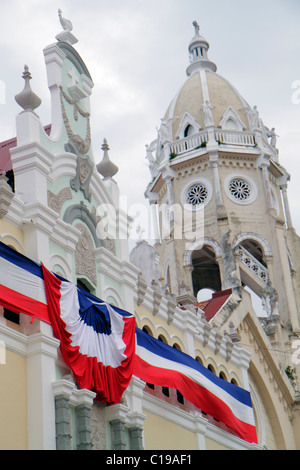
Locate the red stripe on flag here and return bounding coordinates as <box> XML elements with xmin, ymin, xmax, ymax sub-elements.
<box><xmin>133</xmin><ymin>355</ymin><xmax>257</xmax><ymax>444</ymax></box>
<box><xmin>0</xmin><ymin>284</ymin><xmax>50</xmax><ymax>324</ymax></box>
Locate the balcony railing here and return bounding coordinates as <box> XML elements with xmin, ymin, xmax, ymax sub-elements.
<box><xmin>237</xmin><ymin>245</ymin><xmax>269</xmax><ymax>284</ymax></box>
<box><xmin>168</xmin><ymin>129</ymin><xmax>256</xmax><ymax>159</ymax></box>
<box><xmin>169</xmin><ymin>130</ymin><xmax>208</xmax><ymax>156</ymax></box>
<box><xmin>215</xmin><ymin>129</ymin><xmax>256</xmax><ymax>147</ymax></box>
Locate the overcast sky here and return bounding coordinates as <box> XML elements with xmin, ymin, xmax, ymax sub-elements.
<box><xmin>0</xmin><ymin>0</ymin><xmax>299</xmax><ymax>237</ymax></box>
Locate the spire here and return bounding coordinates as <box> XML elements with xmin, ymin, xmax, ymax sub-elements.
<box><xmin>97</xmin><ymin>139</ymin><xmax>119</xmax><ymax>179</ymax></box>
<box><xmin>15</xmin><ymin>65</ymin><xmax>42</xmax><ymax>113</ymax></box>
<box><xmin>186</xmin><ymin>21</ymin><xmax>217</xmax><ymax>76</ymax></box>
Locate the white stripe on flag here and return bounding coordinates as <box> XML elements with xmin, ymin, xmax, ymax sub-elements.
<box><xmin>0</xmin><ymin>257</ymin><xmax>46</xmax><ymax>305</ymax></box>
<box><xmin>136</xmin><ymin>344</ymin><xmax>255</xmax><ymax>427</ymax></box>
<box><xmin>59</xmin><ymin>281</ymin><xmax>127</xmax><ymax>367</ymax></box>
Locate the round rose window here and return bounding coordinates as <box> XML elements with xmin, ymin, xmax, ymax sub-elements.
<box><xmin>186</xmin><ymin>183</ymin><xmax>208</xmax><ymax>206</ymax></box>
<box><xmin>228</xmin><ymin>178</ymin><xmax>251</xmax><ymax>201</ymax></box>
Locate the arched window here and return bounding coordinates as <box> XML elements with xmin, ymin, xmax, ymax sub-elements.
<box><xmin>195</xmin><ymin>355</ymin><xmax>204</xmax><ymax>365</ymax></box>
<box><xmin>192</xmin><ymin>245</ymin><xmax>221</xmax><ymax>297</ymax></box>
<box><xmin>219</xmin><ymin>371</ymin><xmax>227</xmax><ymax>381</ymax></box>
<box><xmin>184</xmin><ymin>124</ymin><xmax>194</xmax><ymax>137</ymax></box>
<box><xmin>142</xmin><ymin>325</ymin><xmax>153</xmax><ymax>336</ymax></box>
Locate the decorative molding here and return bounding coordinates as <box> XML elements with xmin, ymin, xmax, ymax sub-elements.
<box><xmin>175</xmin><ymin>112</ymin><xmax>202</xmax><ymax>139</ymax></box>
<box><xmin>0</xmin><ymin>173</ymin><xmax>14</xmax><ymax>217</ymax></box>
<box><xmin>70</xmin><ymin>155</ymin><xmax>93</xmax><ymax>202</ymax></box>
<box><xmin>152</xmin><ymin>281</ymin><xmax>162</xmax><ymax>316</ymax></box>
<box><xmin>219</xmin><ymin>106</ymin><xmax>246</xmax><ymax>131</ymax></box>
<box><xmin>238</xmin><ymin>315</ymin><xmax>294</xmax><ymax>416</ymax></box>
<box><xmin>75</xmin><ymin>222</ymin><xmax>97</xmax><ymax>286</ymax></box>
<box><xmin>166</xmin><ymin>296</ymin><xmax>177</xmax><ymax>325</ymax></box>
<box><xmin>232</xmin><ymin>232</ymin><xmax>272</xmax><ymax>258</ymax></box>
<box><xmin>47</xmin><ymin>187</ymin><xmax>72</xmax><ymax>214</ymax></box>
<box><xmin>63</xmin><ymin>203</ymin><xmax>104</xmax><ymax>248</ymax></box>
<box><xmin>137</xmin><ymin>274</ymin><xmax>147</xmax><ymax>306</ymax></box>
<box><xmin>59</xmin><ymin>86</ymin><xmax>91</xmax><ymax>155</ymax></box>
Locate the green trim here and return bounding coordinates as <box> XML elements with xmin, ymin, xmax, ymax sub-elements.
<box><xmin>57</xmin><ymin>42</ymin><xmax>92</xmax><ymax>81</ymax></box>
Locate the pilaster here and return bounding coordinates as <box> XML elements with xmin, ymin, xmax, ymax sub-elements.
<box><xmin>26</xmin><ymin>321</ymin><xmax>60</xmax><ymax>450</ymax></box>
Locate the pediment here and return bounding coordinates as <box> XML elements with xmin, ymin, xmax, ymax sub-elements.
<box><xmin>219</xmin><ymin>106</ymin><xmax>246</xmax><ymax>131</ymax></box>
<box><xmin>176</xmin><ymin>112</ymin><xmax>202</xmax><ymax>139</ymax></box>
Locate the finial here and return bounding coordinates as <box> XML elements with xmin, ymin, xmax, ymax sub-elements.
<box><xmin>15</xmin><ymin>65</ymin><xmax>41</xmax><ymax>113</ymax></box>
<box><xmin>56</xmin><ymin>8</ymin><xmax>78</xmax><ymax>45</ymax></box>
<box><xmin>186</xmin><ymin>21</ymin><xmax>217</xmax><ymax>76</ymax></box>
<box><xmin>192</xmin><ymin>20</ymin><xmax>200</xmax><ymax>35</ymax></box>
<box><xmin>96</xmin><ymin>139</ymin><xmax>119</xmax><ymax>179</ymax></box>
<box><xmin>58</xmin><ymin>9</ymin><xmax>73</xmax><ymax>32</ymax></box>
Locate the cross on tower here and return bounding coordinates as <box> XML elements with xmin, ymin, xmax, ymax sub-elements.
<box><xmin>68</xmin><ymin>66</ymin><xmax>79</xmax><ymax>86</ymax></box>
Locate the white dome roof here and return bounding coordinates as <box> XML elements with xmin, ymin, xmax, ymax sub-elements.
<box><xmin>165</xmin><ymin>69</ymin><xmax>251</xmax><ymax>140</ymax></box>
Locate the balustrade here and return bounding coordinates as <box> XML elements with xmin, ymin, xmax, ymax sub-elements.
<box><xmin>168</xmin><ymin>129</ymin><xmax>255</xmax><ymax>158</ymax></box>
<box><xmin>237</xmin><ymin>245</ymin><xmax>269</xmax><ymax>284</ymax></box>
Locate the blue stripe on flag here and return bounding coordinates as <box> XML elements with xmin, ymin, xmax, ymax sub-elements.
<box><xmin>77</xmin><ymin>288</ymin><xmax>112</xmax><ymax>335</ymax></box>
<box><xmin>0</xmin><ymin>241</ymin><xmax>43</xmax><ymax>279</ymax></box>
<box><xmin>136</xmin><ymin>327</ymin><xmax>252</xmax><ymax>408</ymax></box>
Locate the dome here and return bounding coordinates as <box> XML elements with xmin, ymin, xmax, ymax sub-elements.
<box><xmin>145</xmin><ymin>22</ymin><xmax>278</xmax><ymax>178</ymax></box>
<box><xmin>160</xmin><ymin>22</ymin><xmax>252</xmax><ymax>142</ymax></box>
<box><xmin>165</xmin><ymin>69</ymin><xmax>251</xmax><ymax>140</ymax></box>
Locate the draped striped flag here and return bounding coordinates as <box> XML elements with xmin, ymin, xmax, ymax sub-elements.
<box><xmin>42</xmin><ymin>265</ymin><xmax>136</xmax><ymax>404</ymax></box>
<box><xmin>0</xmin><ymin>242</ymin><xmax>136</xmax><ymax>404</ymax></box>
<box><xmin>0</xmin><ymin>241</ymin><xmax>257</xmax><ymax>443</ymax></box>
<box><xmin>133</xmin><ymin>328</ymin><xmax>257</xmax><ymax>444</ymax></box>
<box><xmin>0</xmin><ymin>241</ymin><xmax>49</xmax><ymax>323</ymax></box>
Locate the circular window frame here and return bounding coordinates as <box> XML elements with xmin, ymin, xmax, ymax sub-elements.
<box><xmin>224</xmin><ymin>174</ymin><xmax>257</xmax><ymax>205</ymax></box>
<box><xmin>181</xmin><ymin>178</ymin><xmax>212</xmax><ymax>211</ymax></box>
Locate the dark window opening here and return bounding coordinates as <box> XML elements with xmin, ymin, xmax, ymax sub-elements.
<box><xmin>4</xmin><ymin>308</ymin><xmax>20</xmax><ymax>325</ymax></box>
<box><xmin>192</xmin><ymin>246</ymin><xmax>221</xmax><ymax>297</ymax></box>
<box><xmin>77</xmin><ymin>279</ymin><xmax>91</xmax><ymax>293</ymax></box>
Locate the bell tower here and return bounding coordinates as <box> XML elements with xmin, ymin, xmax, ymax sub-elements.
<box><xmin>145</xmin><ymin>22</ymin><xmax>300</xmax><ymax>332</ymax></box>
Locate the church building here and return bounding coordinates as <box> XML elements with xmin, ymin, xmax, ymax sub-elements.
<box><xmin>0</xmin><ymin>12</ymin><xmax>300</xmax><ymax>450</ymax></box>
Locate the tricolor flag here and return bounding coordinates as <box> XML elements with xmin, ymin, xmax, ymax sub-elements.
<box><xmin>0</xmin><ymin>241</ymin><xmax>49</xmax><ymax>323</ymax></box>
<box><xmin>42</xmin><ymin>265</ymin><xmax>136</xmax><ymax>404</ymax></box>
<box><xmin>0</xmin><ymin>241</ymin><xmax>257</xmax><ymax>443</ymax></box>
<box><xmin>133</xmin><ymin>328</ymin><xmax>257</xmax><ymax>444</ymax></box>
<box><xmin>0</xmin><ymin>242</ymin><xmax>136</xmax><ymax>404</ymax></box>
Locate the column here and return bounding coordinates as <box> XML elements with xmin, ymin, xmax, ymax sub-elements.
<box><xmin>209</xmin><ymin>151</ymin><xmax>227</xmax><ymax>220</ymax></box>
<box><xmin>110</xmin><ymin>419</ymin><xmax>127</xmax><ymax>450</ymax></box>
<box><xmin>280</xmin><ymin>183</ymin><xmax>293</xmax><ymax>229</ymax></box>
<box><xmin>126</xmin><ymin>377</ymin><xmax>146</xmax><ymax>450</ymax></box>
<box><xmin>165</xmin><ymin>175</ymin><xmax>175</xmax><ymax>223</ymax></box>
<box><xmin>129</xmin><ymin>427</ymin><xmax>144</xmax><ymax>450</ymax></box>
<box><xmin>53</xmin><ymin>379</ymin><xmax>74</xmax><ymax>450</ymax></box>
<box><xmin>149</xmin><ymin>201</ymin><xmax>160</xmax><ymax>243</ymax></box>
<box><xmin>76</xmin><ymin>403</ymin><xmax>93</xmax><ymax>450</ymax></box>
<box><xmin>210</xmin><ymin>159</ymin><xmax>223</xmax><ymax>207</ymax></box>
<box><xmin>54</xmin><ymin>395</ymin><xmax>72</xmax><ymax>450</ymax></box>
<box><xmin>260</xmin><ymin>162</ymin><xmax>273</xmax><ymax>211</ymax></box>
<box><xmin>26</xmin><ymin>322</ymin><xmax>60</xmax><ymax>450</ymax></box>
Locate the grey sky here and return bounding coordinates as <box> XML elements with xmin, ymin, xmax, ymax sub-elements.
<box><xmin>0</xmin><ymin>0</ymin><xmax>299</xmax><ymax>235</ymax></box>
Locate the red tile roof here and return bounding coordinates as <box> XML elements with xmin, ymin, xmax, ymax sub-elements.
<box><xmin>0</xmin><ymin>125</ymin><xmax>51</xmax><ymax>173</ymax></box>
<box><xmin>195</xmin><ymin>289</ymin><xmax>232</xmax><ymax>322</ymax></box>
<box><xmin>0</xmin><ymin>136</ymin><xmax>16</xmax><ymax>172</ymax></box>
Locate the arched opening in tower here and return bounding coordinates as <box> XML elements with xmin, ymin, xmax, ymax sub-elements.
<box><xmin>191</xmin><ymin>245</ymin><xmax>221</xmax><ymax>298</ymax></box>
<box><xmin>236</xmin><ymin>239</ymin><xmax>269</xmax><ymax>317</ymax></box>
<box><xmin>239</xmin><ymin>240</ymin><xmax>266</xmax><ymax>267</ymax></box>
